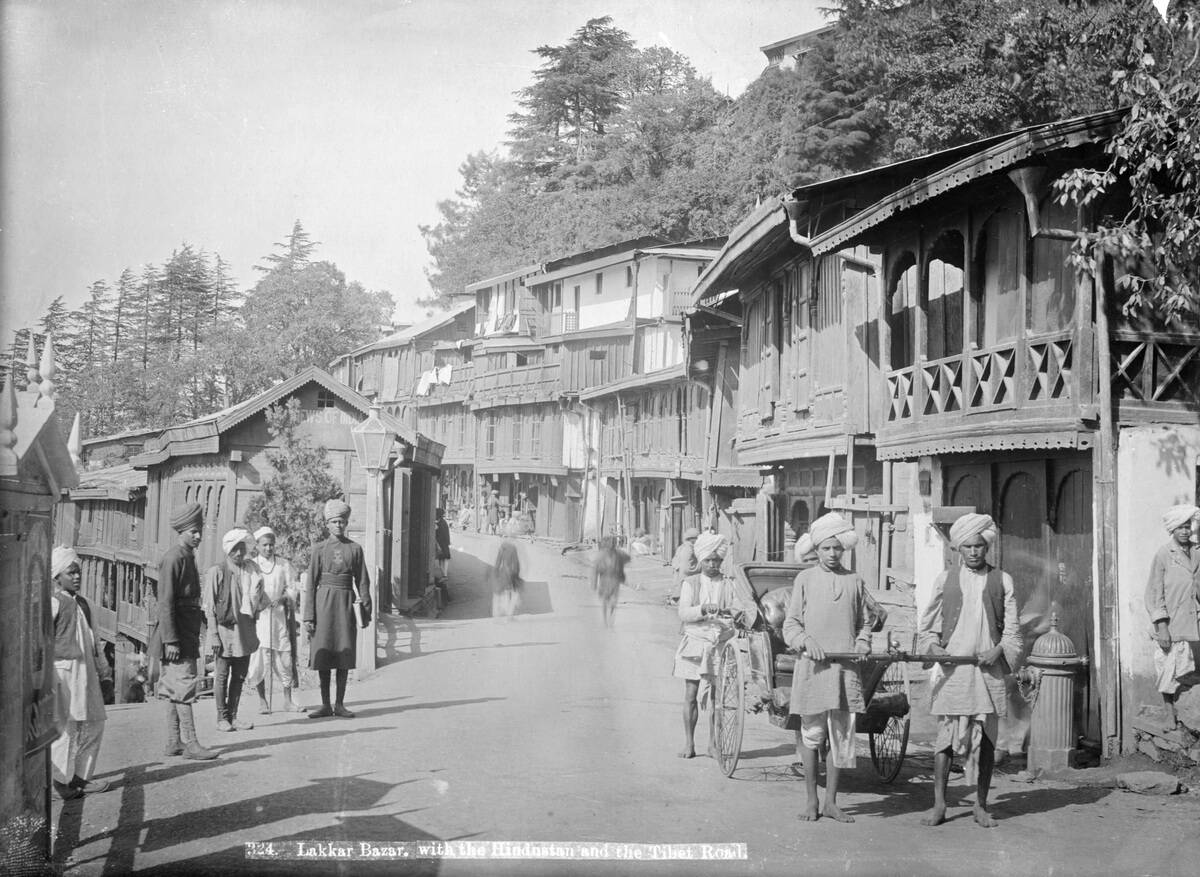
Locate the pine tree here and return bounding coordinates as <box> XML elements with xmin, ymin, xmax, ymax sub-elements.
<box><xmin>241</xmin><ymin>398</ymin><xmax>344</xmax><ymax>568</ymax></box>
<box><xmin>254</xmin><ymin>220</ymin><xmax>319</xmax><ymax>274</ymax></box>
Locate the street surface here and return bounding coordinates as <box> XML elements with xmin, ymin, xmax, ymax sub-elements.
<box><xmin>52</xmin><ymin>533</ymin><xmax>1200</xmax><ymax>876</ymax></box>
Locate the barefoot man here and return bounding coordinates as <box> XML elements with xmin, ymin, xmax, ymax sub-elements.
<box><xmin>1145</xmin><ymin>504</ymin><xmax>1200</xmax><ymax>727</ymax></box>
<box><xmin>918</xmin><ymin>512</ymin><xmax>1022</xmax><ymax>828</ymax></box>
<box><xmin>783</xmin><ymin>512</ymin><xmax>872</xmax><ymax>823</ymax></box>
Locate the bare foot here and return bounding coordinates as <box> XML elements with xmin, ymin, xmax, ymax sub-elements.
<box><xmin>920</xmin><ymin>806</ymin><xmax>947</xmax><ymax>826</ymax></box>
<box><xmin>821</xmin><ymin>804</ymin><xmax>855</xmax><ymax>823</ymax></box>
<box><xmin>798</xmin><ymin>807</ymin><xmax>820</xmax><ymax>822</ymax></box>
<box><xmin>973</xmin><ymin>805</ymin><xmax>997</xmax><ymax>828</ymax></box>
<box><xmin>677</xmin><ymin>747</ymin><xmax>695</xmax><ymax>759</ymax></box>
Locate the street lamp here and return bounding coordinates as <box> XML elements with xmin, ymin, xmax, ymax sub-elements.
<box><xmin>350</xmin><ymin>404</ymin><xmax>394</xmax><ymax>672</ymax></box>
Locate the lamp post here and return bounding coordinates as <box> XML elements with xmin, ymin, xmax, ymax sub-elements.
<box><xmin>351</xmin><ymin>404</ymin><xmax>394</xmax><ymax>673</ymax></box>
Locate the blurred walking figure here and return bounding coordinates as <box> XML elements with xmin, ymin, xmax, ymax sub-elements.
<box><xmin>669</xmin><ymin>527</ymin><xmax>701</xmax><ymax>604</ymax></box>
<box><xmin>591</xmin><ymin>536</ymin><xmax>630</xmax><ymax>629</ymax></box>
<box><xmin>489</xmin><ymin>540</ymin><xmax>523</xmax><ymax>619</ymax></box>
<box><xmin>49</xmin><ymin>546</ymin><xmax>111</xmax><ymax>799</ymax></box>
<box><xmin>247</xmin><ymin>526</ymin><xmax>302</xmax><ymax>714</ymax></box>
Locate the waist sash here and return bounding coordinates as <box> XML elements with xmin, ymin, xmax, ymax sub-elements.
<box><xmin>318</xmin><ymin>573</ymin><xmax>354</xmax><ymax>591</ymax></box>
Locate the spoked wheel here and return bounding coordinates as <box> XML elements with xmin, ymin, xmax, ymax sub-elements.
<box><xmin>869</xmin><ymin>660</ymin><xmax>912</xmax><ymax>783</ymax></box>
<box><xmin>713</xmin><ymin>641</ymin><xmax>745</xmax><ymax>778</ymax></box>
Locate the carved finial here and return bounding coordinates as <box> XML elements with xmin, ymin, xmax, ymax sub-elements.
<box><xmin>25</xmin><ymin>334</ymin><xmax>39</xmax><ymax>388</ymax></box>
<box><xmin>68</xmin><ymin>411</ymin><xmax>82</xmax><ymax>469</ymax></box>
<box><xmin>0</xmin><ymin>376</ymin><xmax>17</xmax><ymax>476</ymax></box>
<box><xmin>37</xmin><ymin>334</ymin><xmax>56</xmax><ymax>402</ymax></box>
<box><xmin>1049</xmin><ymin>611</ymin><xmax>1060</xmax><ymax>631</ymax></box>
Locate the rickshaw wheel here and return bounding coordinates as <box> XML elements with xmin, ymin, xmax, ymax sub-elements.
<box><xmin>869</xmin><ymin>661</ymin><xmax>911</xmax><ymax>784</ymax></box>
<box><xmin>714</xmin><ymin>641</ymin><xmax>745</xmax><ymax>778</ymax></box>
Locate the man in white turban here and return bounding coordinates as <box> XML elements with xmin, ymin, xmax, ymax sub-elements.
<box><xmin>782</xmin><ymin>512</ymin><xmax>872</xmax><ymax>823</ymax></box>
<box><xmin>204</xmin><ymin>529</ymin><xmax>268</xmax><ymax>732</ymax></box>
<box><xmin>49</xmin><ymin>546</ymin><xmax>112</xmax><ymax>799</ymax></box>
<box><xmin>673</xmin><ymin>530</ymin><xmax>754</xmax><ymax>759</ymax></box>
<box><xmin>918</xmin><ymin>512</ymin><xmax>1021</xmax><ymax>828</ymax></box>
<box><xmin>1145</xmin><ymin>504</ymin><xmax>1200</xmax><ymax>727</ymax></box>
<box><xmin>246</xmin><ymin>526</ymin><xmax>303</xmax><ymax>714</ymax></box>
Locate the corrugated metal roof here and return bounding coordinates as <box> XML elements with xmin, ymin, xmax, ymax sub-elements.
<box><xmin>579</xmin><ymin>363</ymin><xmax>687</xmax><ymax>401</ymax></box>
<box><xmin>68</xmin><ymin>462</ymin><xmax>147</xmax><ymax>500</ymax></box>
<box><xmin>350</xmin><ymin>301</ymin><xmax>474</xmax><ymax>355</ymax></box>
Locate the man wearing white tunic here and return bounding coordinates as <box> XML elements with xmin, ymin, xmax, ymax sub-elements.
<box><xmin>918</xmin><ymin>513</ymin><xmax>1022</xmax><ymax>828</ymax></box>
<box><xmin>49</xmin><ymin>546</ymin><xmax>111</xmax><ymax>799</ymax></box>
<box><xmin>673</xmin><ymin>532</ymin><xmax>755</xmax><ymax>759</ymax></box>
<box><xmin>783</xmin><ymin>512</ymin><xmax>872</xmax><ymax>823</ymax></box>
<box><xmin>1145</xmin><ymin>504</ymin><xmax>1200</xmax><ymax>726</ymax></box>
<box><xmin>247</xmin><ymin>527</ymin><xmax>303</xmax><ymax>714</ymax></box>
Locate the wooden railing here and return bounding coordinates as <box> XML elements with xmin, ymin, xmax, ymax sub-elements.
<box><xmin>1111</xmin><ymin>332</ymin><xmax>1200</xmax><ymax>407</ymax></box>
<box><xmin>885</xmin><ymin>330</ymin><xmax>1076</xmax><ymax>424</ymax></box>
<box><xmin>472</xmin><ymin>363</ymin><xmax>561</xmax><ymax>403</ymax></box>
<box><xmin>669</xmin><ymin>289</ymin><xmax>693</xmax><ymax>317</ymax></box>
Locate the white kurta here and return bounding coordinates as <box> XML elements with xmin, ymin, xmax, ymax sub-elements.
<box><xmin>51</xmin><ymin>593</ymin><xmax>107</xmax><ymax>784</ymax></box>
<box><xmin>254</xmin><ymin>556</ymin><xmax>298</xmax><ymax>650</ymax></box>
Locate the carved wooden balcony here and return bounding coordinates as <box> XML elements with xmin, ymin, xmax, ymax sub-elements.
<box><xmin>471</xmin><ymin>362</ymin><xmax>562</xmax><ymax>409</ymax></box>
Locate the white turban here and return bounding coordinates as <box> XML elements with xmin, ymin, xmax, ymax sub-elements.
<box><xmin>51</xmin><ymin>546</ymin><xmax>80</xmax><ymax>579</ymax></box>
<box><xmin>324</xmin><ymin>498</ymin><xmax>351</xmax><ymax>521</ymax></box>
<box><xmin>253</xmin><ymin>526</ymin><xmax>276</xmax><ymax>542</ymax></box>
<box><xmin>1163</xmin><ymin>504</ymin><xmax>1199</xmax><ymax>532</ymax></box>
<box><xmin>694</xmin><ymin>532</ymin><xmax>727</xmax><ymax>561</ymax></box>
<box><xmin>950</xmin><ymin>513</ymin><xmax>998</xmax><ymax>549</ymax></box>
<box><xmin>800</xmin><ymin>512</ymin><xmax>858</xmax><ymax>556</ymax></box>
<box><xmin>222</xmin><ymin>528</ymin><xmax>251</xmax><ymax>555</ymax></box>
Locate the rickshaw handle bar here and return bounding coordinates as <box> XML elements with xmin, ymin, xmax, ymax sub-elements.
<box><xmin>801</xmin><ymin>650</ymin><xmax>980</xmax><ymax>665</ymax></box>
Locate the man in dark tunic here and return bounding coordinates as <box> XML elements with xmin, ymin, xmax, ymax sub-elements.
<box><xmin>152</xmin><ymin>502</ymin><xmax>217</xmax><ymax>760</ymax></box>
<box><xmin>304</xmin><ymin>498</ymin><xmax>371</xmax><ymax>718</ymax></box>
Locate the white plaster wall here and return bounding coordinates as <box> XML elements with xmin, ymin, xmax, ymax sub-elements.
<box><xmin>1115</xmin><ymin>423</ymin><xmax>1200</xmax><ymax>726</ymax></box>
<box><xmin>909</xmin><ymin>457</ymin><xmax>945</xmax><ymax>619</ymax></box>
<box><xmin>640</xmin><ymin>324</ymin><xmax>684</xmax><ymax>372</ymax></box>
<box><xmin>574</xmin><ymin>263</ymin><xmax>632</xmax><ymax>329</ymax></box>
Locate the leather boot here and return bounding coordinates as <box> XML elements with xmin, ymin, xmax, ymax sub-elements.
<box><xmin>177</xmin><ymin>703</ymin><xmax>217</xmax><ymax>760</ymax></box>
<box><xmin>165</xmin><ymin>699</ymin><xmax>183</xmax><ymax>756</ymax></box>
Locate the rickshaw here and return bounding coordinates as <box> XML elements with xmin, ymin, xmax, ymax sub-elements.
<box><xmin>710</xmin><ymin>562</ymin><xmax>971</xmax><ymax>781</ymax></box>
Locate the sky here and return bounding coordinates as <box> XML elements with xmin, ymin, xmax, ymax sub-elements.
<box><xmin>0</xmin><ymin>0</ymin><xmax>827</xmax><ymax>337</ymax></box>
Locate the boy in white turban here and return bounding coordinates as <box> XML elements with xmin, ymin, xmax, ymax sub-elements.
<box><xmin>204</xmin><ymin>528</ymin><xmax>268</xmax><ymax>732</ymax></box>
<box><xmin>49</xmin><ymin>546</ymin><xmax>112</xmax><ymax>798</ymax></box>
<box><xmin>674</xmin><ymin>532</ymin><xmax>755</xmax><ymax>758</ymax></box>
<box><xmin>1145</xmin><ymin>504</ymin><xmax>1200</xmax><ymax>727</ymax></box>
<box><xmin>783</xmin><ymin>512</ymin><xmax>872</xmax><ymax>823</ymax></box>
<box><xmin>247</xmin><ymin>526</ymin><xmax>303</xmax><ymax>714</ymax></box>
<box><xmin>918</xmin><ymin>512</ymin><xmax>1021</xmax><ymax>828</ymax></box>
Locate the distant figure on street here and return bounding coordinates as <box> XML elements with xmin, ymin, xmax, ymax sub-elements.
<box><xmin>435</xmin><ymin>508</ymin><xmax>452</xmax><ymax>581</ymax></box>
<box><xmin>591</xmin><ymin>536</ymin><xmax>631</xmax><ymax>628</ymax></box>
<box><xmin>489</xmin><ymin>540</ymin><xmax>523</xmax><ymax>619</ymax></box>
<box><xmin>49</xmin><ymin>546</ymin><xmax>111</xmax><ymax>799</ymax></box>
<box><xmin>784</xmin><ymin>512</ymin><xmax>871</xmax><ymax>823</ymax></box>
<box><xmin>304</xmin><ymin>499</ymin><xmax>372</xmax><ymax>718</ymax></box>
<box><xmin>1145</xmin><ymin>504</ymin><xmax>1200</xmax><ymax>727</ymax></box>
<box><xmin>670</xmin><ymin>527</ymin><xmax>701</xmax><ymax>604</ymax></box>
<box><xmin>124</xmin><ymin>666</ymin><xmax>148</xmax><ymax>704</ymax></box>
<box><xmin>247</xmin><ymin>526</ymin><xmax>302</xmax><ymax>715</ymax></box>
<box><xmin>486</xmin><ymin>490</ymin><xmax>500</xmax><ymax>535</ymax></box>
<box><xmin>152</xmin><ymin>502</ymin><xmax>217</xmax><ymax>760</ymax></box>
<box><xmin>629</xmin><ymin>528</ymin><xmax>653</xmax><ymax>559</ymax></box>
<box><xmin>918</xmin><ymin>512</ymin><xmax>1022</xmax><ymax>828</ymax></box>
<box><xmin>204</xmin><ymin>528</ymin><xmax>268</xmax><ymax>732</ymax></box>
<box><xmin>674</xmin><ymin>532</ymin><xmax>753</xmax><ymax>758</ymax></box>
<box><xmin>456</xmin><ymin>503</ymin><xmax>473</xmax><ymax>531</ymax></box>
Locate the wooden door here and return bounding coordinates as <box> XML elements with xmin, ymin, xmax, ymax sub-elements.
<box><xmin>390</xmin><ymin>468</ymin><xmax>411</xmax><ymax>609</ymax></box>
<box><xmin>1051</xmin><ymin>464</ymin><xmax>1098</xmax><ymax>741</ymax></box>
<box><xmin>994</xmin><ymin>462</ymin><xmax>1047</xmax><ymax>618</ymax></box>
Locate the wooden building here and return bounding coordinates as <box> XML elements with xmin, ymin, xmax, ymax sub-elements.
<box><xmin>54</xmin><ymin>367</ymin><xmax>445</xmax><ymax>690</ymax></box>
<box><xmin>1</xmin><ymin>343</ymin><xmax>78</xmax><ymax>862</ymax></box>
<box><xmin>331</xmin><ymin>301</ymin><xmax>476</xmax><ymax>516</ymax></box>
<box><xmin>528</xmin><ymin>237</ymin><xmax>724</xmax><ymax>544</ymax></box>
<box><xmin>709</xmin><ymin>108</ymin><xmax>1200</xmax><ymax>755</ymax></box>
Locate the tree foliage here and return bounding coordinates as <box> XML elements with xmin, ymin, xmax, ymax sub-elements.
<box><xmin>422</xmin><ymin>3</ymin><xmax>1150</xmax><ymax>304</ymax></box>
<box><xmin>1055</xmin><ymin>1</ymin><xmax>1199</xmax><ymax>319</ymax></box>
<box><xmin>241</xmin><ymin>398</ymin><xmax>344</xmax><ymax>568</ymax></box>
<box><xmin>7</xmin><ymin>221</ymin><xmax>395</xmax><ymax>438</ymax></box>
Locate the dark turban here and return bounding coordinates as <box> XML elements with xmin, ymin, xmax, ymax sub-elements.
<box><xmin>170</xmin><ymin>502</ymin><xmax>204</xmax><ymax>533</ymax></box>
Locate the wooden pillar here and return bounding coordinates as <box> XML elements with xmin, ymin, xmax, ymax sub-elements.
<box><xmin>1093</xmin><ymin>269</ymin><xmax>1121</xmax><ymax>757</ymax></box>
